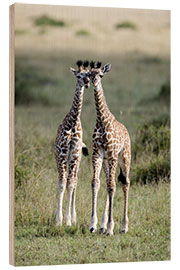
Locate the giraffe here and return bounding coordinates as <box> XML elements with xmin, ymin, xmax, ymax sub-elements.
<box><xmin>55</xmin><ymin>60</ymin><xmax>90</xmax><ymax>227</ymax></box>
<box><xmin>89</xmin><ymin>61</ymin><xmax>131</xmax><ymax>235</ymax></box>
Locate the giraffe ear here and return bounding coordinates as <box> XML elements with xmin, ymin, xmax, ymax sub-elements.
<box><xmin>70</xmin><ymin>67</ymin><xmax>77</xmax><ymax>76</ymax></box>
<box><xmin>102</xmin><ymin>63</ymin><xmax>111</xmax><ymax>74</ymax></box>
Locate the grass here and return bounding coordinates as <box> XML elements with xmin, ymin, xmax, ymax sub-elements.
<box><xmin>34</xmin><ymin>15</ymin><xmax>66</xmax><ymax>27</ymax></box>
<box><xmin>15</xmin><ymin>183</ymin><xmax>170</xmax><ymax>266</ymax></box>
<box><xmin>15</xmin><ymin>56</ymin><xmax>58</xmax><ymax>106</ymax></box>
<box><xmin>14</xmin><ymin>50</ymin><xmax>170</xmax><ymax>265</ymax></box>
<box><xmin>131</xmin><ymin>114</ymin><xmax>170</xmax><ymax>184</ymax></box>
<box><xmin>76</xmin><ymin>29</ymin><xmax>91</xmax><ymax>37</ymax></box>
<box><xmin>13</xmin><ymin>6</ymin><xmax>170</xmax><ymax>266</ymax></box>
<box><xmin>15</xmin><ymin>29</ymin><xmax>28</xmax><ymax>35</ymax></box>
<box><xmin>115</xmin><ymin>21</ymin><xmax>137</xmax><ymax>30</ymax></box>
<box><xmin>158</xmin><ymin>81</ymin><xmax>170</xmax><ymax>104</ymax></box>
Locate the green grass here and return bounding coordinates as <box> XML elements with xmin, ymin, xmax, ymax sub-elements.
<box><xmin>15</xmin><ymin>29</ymin><xmax>28</xmax><ymax>35</ymax></box>
<box><xmin>131</xmin><ymin>115</ymin><xmax>170</xmax><ymax>184</ymax></box>
<box><xmin>115</xmin><ymin>21</ymin><xmax>137</xmax><ymax>30</ymax></box>
<box><xmin>15</xmin><ymin>56</ymin><xmax>58</xmax><ymax>106</ymax></box>
<box><xmin>15</xmin><ymin>183</ymin><xmax>170</xmax><ymax>265</ymax></box>
<box><xmin>76</xmin><ymin>29</ymin><xmax>91</xmax><ymax>37</ymax></box>
<box><xmin>158</xmin><ymin>81</ymin><xmax>170</xmax><ymax>104</ymax></box>
<box><xmin>34</xmin><ymin>15</ymin><xmax>66</xmax><ymax>27</ymax></box>
<box><xmin>14</xmin><ymin>51</ymin><xmax>170</xmax><ymax>266</ymax></box>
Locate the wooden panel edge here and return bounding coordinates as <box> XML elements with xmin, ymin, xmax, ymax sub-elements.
<box><xmin>9</xmin><ymin>3</ymin><xmax>15</xmax><ymax>266</ymax></box>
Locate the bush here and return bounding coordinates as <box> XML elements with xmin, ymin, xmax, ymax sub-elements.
<box><xmin>133</xmin><ymin>115</ymin><xmax>170</xmax><ymax>160</ymax></box>
<box><xmin>34</xmin><ymin>15</ymin><xmax>66</xmax><ymax>27</ymax></box>
<box><xmin>15</xmin><ymin>164</ymin><xmax>30</xmax><ymax>189</ymax></box>
<box><xmin>76</xmin><ymin>29</ymin><xmax>90</xmax><ymax>36</ymax></box>
<box><xmin>115</xmin><ymin>21</ymin><xmax>137</xmax><ymax>30</ymax></box>
<box><xmin>15</xmin><ymin>29</ymin><xmax>28</xmax><ymax>35</ymax></box>
<box><xmin>139</xmin><ymin>81</ymin><xmax>170</xmax><ymax>106</ymax></box>
<box><xmin>158</xmin><ymin>81</ymin><xmax>170</xmax><ymax>102</ymax></box>
<box><xmin>15</xmin><ymin>58</ymin><xmax>57</xmax><ymax>105</ymax></box>
<box><xmin>131</xmin><ymin>115</ymin><xmax>170</xmax><ymax>184</ymax></box>
<box><xmin>132</xmin><ymin>155</ymin><xmax>170</xmax><ymax>184</ymax></box>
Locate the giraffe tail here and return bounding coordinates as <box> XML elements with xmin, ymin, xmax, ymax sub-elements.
<box><xmin>118</xmin><ymin>168</ymin><xmax>127</xmax><ymax>185</ymax></box>
<box><xmin>82</xmin><ymin>142</ymin><xmax>89</xmax><ymax>156</ymax></box>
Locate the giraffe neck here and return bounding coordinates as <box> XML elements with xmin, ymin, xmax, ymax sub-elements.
<box><xmin>94</xmin><ymin>82</ymin><xmax>112</xmax><ymax>124</ymax></box>
<box><xmin>69</xmin><ymin>82</ymin><xmax>84</xmax><ymax>124</ymax></box>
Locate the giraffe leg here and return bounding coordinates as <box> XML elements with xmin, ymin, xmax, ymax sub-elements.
<box><xmin>56</xmin><ymin>162</ymin><xmax>67</xmax><ymax>226</ymax></box>
<box><xmin>118</xmin><ymin>146</ymin><xmax>131</xmax><ymax>233</ymax></box>
<box><xmin>66</xmin><ymin>149</ymin><xmax>81</xmax><ymax>226</ymax></box>
<box><xmin>71</xmin><ymin>158</ymin><xmax>80</xmax><ymax>225</ymax></box>
<box><xmin>66</xmin><ymin>185</ymin><xmax>73</xmax><ymax>226</ymax></box>
<box><xmin>100</xmin><ymin>159</ymin><xmax>109</xmax><ymax>233</ymax></box>
<box><xmin>121</xmin><ymin>181</ymin><xmax>130</xmax><ymax>233</ymax></box>
<box><xmin>90</xmin><ymin>152</ymin><xmax>103</xmax><ymax>233</ymax></box>
<box><xmin>100</xmin><ymin>193</ymin><xmax>109</xmax><ymax>233</ymax></box>
<box><xmin>106</xmin><ymin>158</ymin><xmax>118</xmax><ymax>236</ymax></box>
<box><xmin>71</xmin><ymin>180</ymin><xmax>77</xmax><ymax>224</ymax></box>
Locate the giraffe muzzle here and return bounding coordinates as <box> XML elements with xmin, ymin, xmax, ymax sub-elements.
<box><xmin>85</xmin><ymin>82</ymin><xmax>90</xmax><ymax>88</ymax></box>
<box><xmin>84</xmin><ymin>78</ymin><xmax>90</xmax><ymax>88</ymax></box>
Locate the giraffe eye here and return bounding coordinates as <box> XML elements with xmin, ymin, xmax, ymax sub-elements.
<box><xmin>100</xmin><ymin>75</ymin><xmax>103</xmax><ymax>78</ymax></box>
<box><xmin>77</xmin><ymin>75</ymin><xmax>81</xmax><ymax>79</ymax></box>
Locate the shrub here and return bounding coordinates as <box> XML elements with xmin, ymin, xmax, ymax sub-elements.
<box><xmin>76</xmin><ymin>29</ymin><xmax>90</xmax><ymax>36</ymax></box>
<box><xmin>139</xmin><ymin>81</ymin><xmax>170</xmax><ymax>106</ymax></box>
<box><xmin>15</xmin><ymin>164</ymin><xmax>30</xmax><ymax>189</ymax></box>
<box><xmin>115</xmin><ymin>21</ymin><xmax>137</xmax><ymax>30</ymax></box>
<box><xmin>158</xmin><ymin>81</ymin><xmax>170</xmax><ymax>102</ymax></box>
<box><xmin>34</xmin><ymin>15</ymin><xmax>66</xmax><ymax>27</ymax></box>
<box><xmin>15</xmin><ymin>29</ymin><xmax>28</xmax><ymax>35</ymax></box>
<box><xmin>15</xmin><ymin>64</ymin><xmax>35</xmax><ymax>105</ymax></box>
<box><xmin>132</xmin><ymin>155</ymin><xmax>170</xmax><ymax>184</ymax></box>
<box><xmin>15</xmin><ymin>58</ymin><xmax>56</xmax><ymax>105</ymax></box>
<box><xmin>133</xmin><ymin>114</ymin><xmax>170</xmax><ymax>160</ymax></box>
<box><xmin>131</xmin><ymin>115</ymin><xmax>170</xmax><ymax>184</ymax></box>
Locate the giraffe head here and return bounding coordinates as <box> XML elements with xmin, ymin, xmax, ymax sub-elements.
<box><xmin>70</xmin><ymin>60</ymin><xmax>90</xmax><ymax>89</ymax></box>
<box><xmin>89</xmin><ymin>61</ymin><xmax>111</xmax><ymax>87</ymax></box>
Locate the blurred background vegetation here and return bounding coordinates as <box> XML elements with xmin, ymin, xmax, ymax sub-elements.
<box><xmin>14</xmin><ymin>4</ymin><xmax>170</xmax><ymax>266</ymax></box>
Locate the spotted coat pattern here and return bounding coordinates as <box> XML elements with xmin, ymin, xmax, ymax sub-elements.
<box><xmin>89</xmin><ymin>65</ymin><xmax>131</xmax><ymax>235</ymax></box>
<box><xmin>55</xmin><ymin>67</ymin><xmax>89</xmax><ymax>227</ymax></box>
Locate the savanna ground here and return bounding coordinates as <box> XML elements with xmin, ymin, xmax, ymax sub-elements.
<box><xmin>14</xmin><ymin>4</ymin><xmax>170</xmax><ymax>266</ymax></box>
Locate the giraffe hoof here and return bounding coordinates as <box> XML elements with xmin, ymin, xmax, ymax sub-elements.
<box><xmin>55</xmin><ymin>220</ymin><xmax>62</xmax><ymax>226</ymax></box>
<box><xmin>121</xmin><ymin>228</ymin><xmax>128</xmax><ymax>233</ymax></box>
<box><xmin>100</xmin><ymin>228</ymin><xmax>106</xmax><ymax>234</ymax></box>
<box><xmin>106</xmin><ymin>233</ymin><xmax>113</xmax><ymax>236</ymax></box>
<box><xmin>90</xmin><ymin>227</ymin><xmax>96</xmax><ymax>233</ymax></box>
<box><xmin>106</xmin><ymin>230</ymin><xmax>114</xmax><ymax>236</ymax></box>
